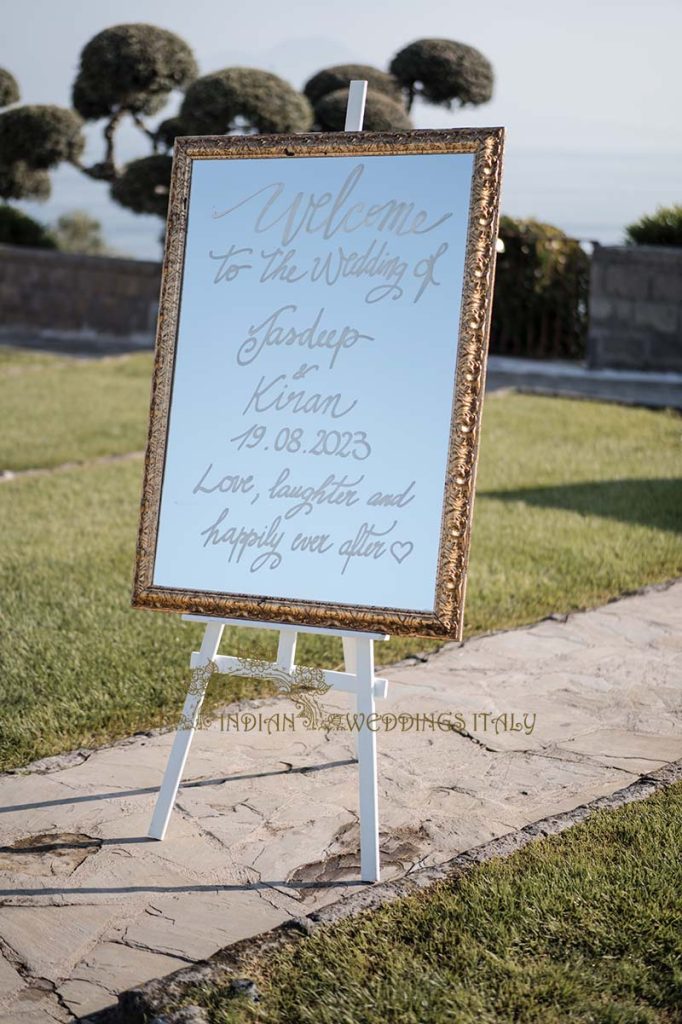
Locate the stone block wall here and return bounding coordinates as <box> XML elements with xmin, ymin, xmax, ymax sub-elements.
<box><xmin>587</xmin><ymin>245</ymin><xmax>682</xmax><ymax>372</ymax></box>
<box><xmin>0</xmin><ymin>244</ymin><xmax>161</xmax><ymax>351</ymax></box>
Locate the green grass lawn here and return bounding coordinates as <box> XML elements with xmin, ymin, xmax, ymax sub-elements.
<box><xmin>180</xmin><ymin>781</ymin><xmax>682</xmax><ymax>1024</ymax></box>
<box><xmin>0</xmin><ymin>349</ymin><xmax>151</xmax><ymax>471</ymax></box>
<box><xmin>0</xmin><ymin>346</ymin><xmax>680</xmax><ymax>770</ymax></box>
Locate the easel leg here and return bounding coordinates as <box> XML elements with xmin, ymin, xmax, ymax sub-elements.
<box><xmin>348</xmin><ymin>636</ymin><xmax>380</xmax><ymax>882</ymax></box>
<box><xmin>148</xmin><ymin>621</ymin><xmax>224</xmax><ymax>840</ymax></box>
<box><xmin>276</xmin><ymin>630</ymin><xmax>297</xmax><ymax>671</ymax></box>
<box><xmin>342</xmin><ymin>636</ymin><xmax>357</xmax><ymax>674</ymax></box>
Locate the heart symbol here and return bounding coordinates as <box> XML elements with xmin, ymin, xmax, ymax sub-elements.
<box><xmin>390</xmin><ymin>541</ymin><xmax>414</xmax><ymax>565</ymax></box>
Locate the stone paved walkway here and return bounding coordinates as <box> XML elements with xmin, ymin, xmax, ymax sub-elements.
<box><xmin>0</xmin><ymin>582</ymin><xmax>680</xmax><ymax>1022</ymax></box>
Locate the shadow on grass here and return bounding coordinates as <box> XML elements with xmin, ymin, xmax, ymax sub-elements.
<box><xmin>483</xmin><ymin>477</ymin><xmax>681</xmax><ymax>532</ymax></box>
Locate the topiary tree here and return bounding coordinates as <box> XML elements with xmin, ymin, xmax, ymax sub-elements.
<box><xmin>314</xmin><ymin>89</ymin><xmax>412</xmax><ymax>132</ymax></box>
<box><xmin>390</xmin><ymin>38</ymin><xmax>493</xmax><ymax>111</ymax></box>
<box><xmin>625</xmin><ymin>205</ymin><xmax>682</xmax><ymax>247</ymax></box>
<box><xmin>0</xmin><ymin>29</ymin><xmax>494</xmax><ymax>233</ymax></box>
<box><xmin>0</xmin><ymin>65</ymin><xmax>83</xmax><ymax>210</ymax></box>
<box><xmin>73</xmin><ymin>24</ymin><xmax>197</xmax><ymax>119</ymax></box>
<box><xmin>180</xmin><ymin>68</ymin><xmax>313</xmax><ymax>135</ymax></box>
<box><xmin>71</xmin><ymin>23</ymin><xmax>197</xmax><ymax>180</ymax></box>
<box><xmin>0</xmin><ymin>204</ymin><xmax>56</xmax><ymax>248</ymax></box>
<box><xmin>304</xmin><ymin>64</ymin><xmax>403</xmax><ymax>107</ymax></box>
<box><xmin>51</xmin><ymin>210</ymin><xmax>112</xmax><ymax>255</ymax></box>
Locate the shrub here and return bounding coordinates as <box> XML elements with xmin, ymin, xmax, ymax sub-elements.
<box><xmin>491</xmin><ymin>217</ymin><xmax>590</xmax><ymax>360</ymax></box>
<box><xmin>181</xmin><ymin>68</ymin><xmax>313</xmax><ymax>135</ymax></box>
<box><xmin>625</xmin><ymin>205</ymin><xmax>682</xmax><ymax>247</ymax></box>
<box><xmin>51</xmin><ymin>211</ymin><xmax>111</xmax><ymax>255</ymax></box>
<box><xmin>0</xmin><ymin>205</ymin><xmax>56</xmax><ymax>248</ymax></box>
<box><xmin>314</xmin><ymin>88</ymin><xmax>412</xmax><ymax>131</ymax></box>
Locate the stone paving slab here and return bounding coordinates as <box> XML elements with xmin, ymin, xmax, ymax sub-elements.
<box><xmin>0</xmin><ymin>581</ymin><xmax>680</xmax><ymax>1021</ymax></box>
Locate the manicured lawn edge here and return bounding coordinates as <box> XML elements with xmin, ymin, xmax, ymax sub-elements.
<box><xmin>113</xmin><ymin>757</ymin><xmax>682</xmax><ymax>1024</ymax></box>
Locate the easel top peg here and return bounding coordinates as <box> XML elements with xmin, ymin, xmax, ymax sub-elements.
<box><xmin>181</xmin><ymin>614</ymin><xmax>389</xmax><ymax>642</ymax></box>
<box><xmin>345</xmin><ymin>80</ymin><xmax>368</xmax><ymax>132</ymax></box>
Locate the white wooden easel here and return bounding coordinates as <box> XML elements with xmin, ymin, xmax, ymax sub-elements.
<box><xmin>148</xmin><ymin>615</ymin><xmax>389</xmax><ymax>881</ymax></box>
<box><xmin>148</xmin><ymin>82</ymin><xmax>391</xmax><ymax>882</ymax></box>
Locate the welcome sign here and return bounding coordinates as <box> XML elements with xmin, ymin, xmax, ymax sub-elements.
<box><xmin>133</xmin><ymin>128</ymin><xmax>504</xmax><ymax>637</ymax></box>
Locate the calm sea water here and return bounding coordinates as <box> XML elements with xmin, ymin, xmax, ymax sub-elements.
<box><xmin>17</xmin><ymin>149</ymin><xmax>681</xmax><ymax>261</ymax></box>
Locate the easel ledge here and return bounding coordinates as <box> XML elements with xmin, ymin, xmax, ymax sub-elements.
<box><xmin>186</xmin><ymin>615</ymin><xmax>390</xmax><ymax>700</ymax></box>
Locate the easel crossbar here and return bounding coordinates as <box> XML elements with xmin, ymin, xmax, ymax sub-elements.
<box><xmin>189</xmin><ymin>651</ymin><xmax>389</xmax><ymax>699</ymax></box>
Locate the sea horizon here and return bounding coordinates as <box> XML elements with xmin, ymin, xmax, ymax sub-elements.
<box><xmin>15</xmin><ymin>147</ymin><xmax>681</xmax><ymax>261</ymax></box>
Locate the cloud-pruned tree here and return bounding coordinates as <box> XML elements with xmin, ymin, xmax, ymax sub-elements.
<box><xmin>390</xmin><ymin>38</ymin><xmax>494</xmax><ymax>110</ymax></box>
<box><xmin>0</xmin><ymin>99</ymin><xmax>83</xmax><ymax>203</ymax></box>
<box><xmin>73</xmin><ymin>24</ymin><xmax>198</xmax><ymax>121</ymax></box>
<box><xmin>0</xmin><ymin>28</ymin><xmax>493</xmax><ymax>227</ymax></box>
<box><xmin>71</xmin><ymin>23</ymin><xmax>197</xmax><ymax>182</ymax></box>
<box><xmin>0</xmin><ymin>69</ymin><xmax>74</xmax><ymax>205</ymax></box>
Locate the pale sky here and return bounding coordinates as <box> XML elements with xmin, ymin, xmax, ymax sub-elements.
<box><xmin>5</xmin><ymin>0</ymin><xmax>682</xmax><ymax>256</ymax></box>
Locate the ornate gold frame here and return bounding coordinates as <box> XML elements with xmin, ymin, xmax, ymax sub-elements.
<box><xmin>132</xmin><ymin>127</ymin><xmax>504</xmax><ymax>638</ymax></box>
